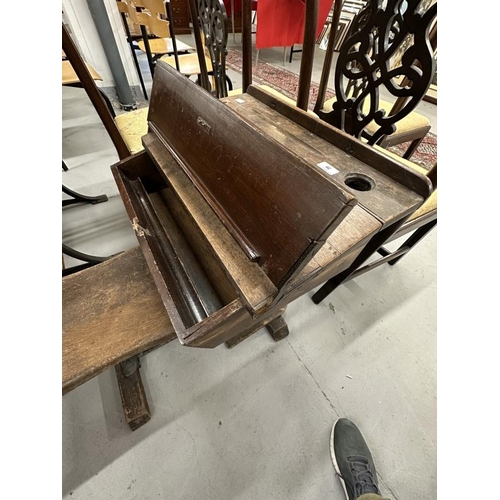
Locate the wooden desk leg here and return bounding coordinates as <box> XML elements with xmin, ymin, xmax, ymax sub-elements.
<box><xmin>225</xmin><ymin>312</ymin><xmax>289</xmax><ymax>349</ymax></box>
<box><xmin>266</xmin><ymin>315</ymin><xmax>289</xmax><ymax>342</ymax></box>
<box><xmin>115</xmin><ymin>356</ymin><xmax>151</xmax><ymax>431</ymax></box>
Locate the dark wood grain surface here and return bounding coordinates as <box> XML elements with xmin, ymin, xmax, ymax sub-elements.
<box><xmin>113</xmin><ymin>143</ymin><xmax>278</xmax><ymax>319</ymax></box>
<box><xmin>146</xmin><ymin>61</ymin><xmax>356</xmax><ymax>289</ymax></box>
<box><xmin>245</xmin><ymin>85</ymin><xmax>433</xmax><ymax>200</ymax></box>
<box><xmin>222</xmin><ymin>92</ymin><xmax>425</xmax><ymax>227</ymax></box>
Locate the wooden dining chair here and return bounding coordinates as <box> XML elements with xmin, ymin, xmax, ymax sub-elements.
<box><xmin>303</xmin><ymin>1</ymin><xmax>438</xmax><ymax>304</ymax></box>
<box><xmin>234</xmin><ymin>0</ymin><xmax>439</xmax><ymax>304</ymax></box>
<box><xmin>160</xmin><ymin>0</ymin><xmax>237</xmax><ymax>97</ymax></box>
<box><xmin>128</xmin><ymin>0</ymin><xmax>199</xmax><ymax>74</ymax></box>
<box><xmin>121</xmin><ymin>0</ymin><xmax>214</xmax><ymax>82</ymax></box>
<box><xmin>314</xmin><ymin>0</ymin><xmax>437</xmax><ymax>159</ymax></box>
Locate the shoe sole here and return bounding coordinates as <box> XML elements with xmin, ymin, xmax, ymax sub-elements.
<box><xmin>330</xmin><ymin>419</ymin><xmax>350</xmax><ymax>500</ymax></box>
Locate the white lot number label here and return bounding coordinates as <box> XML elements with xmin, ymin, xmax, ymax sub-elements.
<box><xmin>317</xmin><ymin>161</ymin><xmax>339</xmax><ymax>176</ymax></box>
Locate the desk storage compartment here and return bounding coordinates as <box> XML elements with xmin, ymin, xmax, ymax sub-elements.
<box><xmin>112</xmin><ymin>151</ymin><xmax>282</xmax><ymax>348</ymax></box>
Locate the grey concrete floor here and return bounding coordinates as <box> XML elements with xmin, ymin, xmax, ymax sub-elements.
<box><xmin>62</xmin><ymin>34</ymin><xmax>437</xmax><ymax>500</ymax></box>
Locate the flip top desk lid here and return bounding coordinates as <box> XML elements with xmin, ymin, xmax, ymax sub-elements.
<box><xmin>142</xmin><ymin>61</ymin><xmax>356</xmax><ymax>307</ymax></box>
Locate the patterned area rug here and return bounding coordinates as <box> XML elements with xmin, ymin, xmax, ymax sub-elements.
<box><xmin>226</xmin><ymin>49</ymin><xmax>335</xmax><ymax>108</ymax></box>
<box><xmin>226</xmin><ymin>49</ymin><xmax>437</xmax><ymax>171</ymax></box>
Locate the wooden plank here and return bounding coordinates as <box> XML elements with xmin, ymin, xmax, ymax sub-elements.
<box><xmin>62</xmin><ymin>247</ymin><xmax>176</xmax><ymax>394</ymax></box>
<box><xmin>223</xmin><ymin>93</ymin><xmax>425</xmax><ymax>227</ymax></box>
<box><xmin>146</xmin><ymin>61</ymin><xmax>356</xmax><ymax>290</ymax></box>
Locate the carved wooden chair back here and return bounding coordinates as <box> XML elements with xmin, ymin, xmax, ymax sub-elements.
<box><xmin>196</xmin><ymin>0</ymin><xmax>230</xmax><ymax>98</ymax></box>
<box><xmin>314</xmin><ymin>0</ymin><xmax>437</xmax><ymax>150</ymax></box>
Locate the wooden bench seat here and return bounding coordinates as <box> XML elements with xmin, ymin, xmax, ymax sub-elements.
<box><xmin>62</xmin><ymin>246</ymin><xmax>176</xmax><ymax>394</ymax></box>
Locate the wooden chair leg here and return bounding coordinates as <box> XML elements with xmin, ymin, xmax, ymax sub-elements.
<box><xmin>266</xmin><ymin>315</ymin><xmax>289</xmax><ymax>341</ymax></box>
<box><xmin>115</xmin><ymin>356</ymin><xmax>151</xmax><ymax>431</ymax></box>
<box><xmin>386</xmin><ymin>219</ymin><xmax>437</xmax><ymax>266</ymax></box>
<box><xmin>311</xmin><ymin>220</ymin><xmax>408</xmax><ymax>304</ymax></box>
<box><xmin>403</xmin><ymin>136</ymin><xmax>425</xmax><ymax>159</ymax></box>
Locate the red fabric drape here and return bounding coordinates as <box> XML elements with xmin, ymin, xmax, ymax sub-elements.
<box><xmin>223</xmin><ymin>0</ymin><xmax>333</xmax><ymax>49</ymax></box>
<box><xmin>255</xmin><ymin>0</ymin><xmax>333</xmax><ymax>49</ymax></box>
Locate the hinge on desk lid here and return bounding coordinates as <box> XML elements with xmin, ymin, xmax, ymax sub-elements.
<box><xmin>132</xmin><ymin>217</ymin><xmax>151</xmax><ymax>238</ymax></box>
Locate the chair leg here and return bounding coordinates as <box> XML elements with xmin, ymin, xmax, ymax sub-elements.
<box><xmin>115</xmin><ymin>356</ymin><xmax>151</xmax><ymax>431</ymax></box>
<box><xmin>386</xmin><ymin>219</ymin><xmax>437</xmax><ymax>265</ymax></box>
<box><xmin>121</xmin><ymin>12</ymin><xmax>148</xmax><ymax>100</ymax></box>
<box><xmin>62</xmin><ymin>184</ymin><xmax>108</xmax><ymax>207</ymax></box>
<box><xmin>342</xmin><ymin>219</ymin><xmax>437</xmax><ymax>281</ymax></box>
<box><xmin>140</xmin><ymin>25</ymin><xmax>156</xmax><ymax>77</ymax></box>
<box><xmin>311</xmin><ymin>220</ymin><xmax>408</xmax><ymax>304</ymax></box>
<box><xmin>403</xmin><ymin>136</ymin><xmax>425</xmax><ymax>159</ymax></box>
<box><xmin>62</xmin><ymin>244</ymin><xmax>109</xmax><ymax>266</ymax></box>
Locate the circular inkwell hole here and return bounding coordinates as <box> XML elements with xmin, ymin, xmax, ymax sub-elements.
<box><xmin>344</xmin><ymin>173</ymin><xmax>375</xmax><ymax>192</ymax></box>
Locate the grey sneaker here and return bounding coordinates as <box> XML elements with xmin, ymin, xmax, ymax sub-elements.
<box><xmin>330</xmin><ymin>418</ymin><xmax>380</xmax><ymax>500</ymax></box>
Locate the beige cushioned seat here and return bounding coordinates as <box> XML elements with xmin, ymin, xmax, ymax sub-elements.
<box><xmin>115</xmin><ymin>108</ymin><xmax>149</xmax><ymax>154</ymax></box>
<box><xmin>323</xmin><ymin>96</ymin><xmax>430</xmax><ymax>138</ymax></box>
<box><xmin>137</xmin><ymin>38</ymin><xmax>194</xmax><ymax>54</ymax></box>
<box><xmin>374</xmin><ymin>145</ymin><xmax>437</xmax><ymax>221</ymax></box>
<box><xmin>160</xmin><ymin>53</ymin><xmax>213</xmax><ymax>76</ymax></box>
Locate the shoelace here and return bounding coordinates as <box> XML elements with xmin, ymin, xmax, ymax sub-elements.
<box><xmin>347</xmin><ymin>455</ymin><xmax>380</xmax><ymax>496</ymax></box>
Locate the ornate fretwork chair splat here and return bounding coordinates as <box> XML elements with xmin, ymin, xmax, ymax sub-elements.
<box><xmin>162</xmin><ymin>0</ymin><xmax>236</xmax><ymax>98</ymax></box>
<box><xmin>314</xmin><ymin>0</ymin><xmax>437</xmax><ymax>159</ymax></box>
<box><xmin>196</xmin><ymin>0</ymin><xmax>232</xmax><ymax>98</ymax></box>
